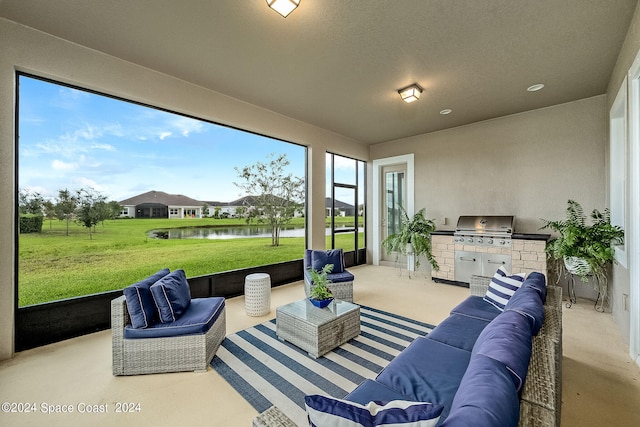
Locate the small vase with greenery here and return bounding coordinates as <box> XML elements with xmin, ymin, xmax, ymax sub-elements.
<box><xmin>381</xmin><ymin>206</ymin><xmax>439</xmax><ymax>271</ymax></box>
<box><xmin>540</xmin><ymin>199</ymin><xmax>624</xmax><ymax>296</ymax></box>
<box><xmin>308</xmin><ymin>264</ymin><xmax>334</xmax><ymax>307</ymax></box>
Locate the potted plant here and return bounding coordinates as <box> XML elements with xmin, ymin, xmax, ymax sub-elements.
<box><xmin>308</xmin><ymin>264</ymin><xmax>334</xmax><ymax>308</ymax></box>
<box><xmin>541</xmin><ymin>199</ymin><xmax>624</xmax><ymax>294</ymax></box>
<box><xmin>381</xmin><ymin>206</ymin><xmax>439</xmax><ymax>272</ymax></box>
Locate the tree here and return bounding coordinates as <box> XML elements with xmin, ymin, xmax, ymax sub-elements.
<box><xmin>55</xmin><ymin>189</ymin><xmax>78</xmax><ymax>236</ymax></box>
<box><xmin>234</xmin><ymin>153</ymin><xmax>304</xmax><ymax>246</ymax></box>
<box><xmin>75</xmin><ymin>188</ymin><xmax>106</xmax><ymax>239</ymax></box>
<box><xmin>43</xmin><ymin>200</ymin><xmax>57</xmax><ymax>229</ymax></box>
<box><xmin>18</xmin><ymin>188</ymin><xmax>45</xmax><ymax>215</ymax></box>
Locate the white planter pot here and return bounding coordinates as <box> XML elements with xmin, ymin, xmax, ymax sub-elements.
<box><xmin>406</xmin><ymin>243</ymin><xmax>415</xmax><ymax>271</ymax></box>
<box><xmin>564</xmin><ymin>256</ymin><xmax>592</xmax><ymax>276</ymax></box>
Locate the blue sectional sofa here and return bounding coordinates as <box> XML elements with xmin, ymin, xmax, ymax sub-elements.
<box><xmin>293</xmin><ymin>271</ymin><xmax>563</xmax><ymax>427</ymax></box>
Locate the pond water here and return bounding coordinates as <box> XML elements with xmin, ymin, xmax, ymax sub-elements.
<box><xmin>150</xmin><ymin>225</ymin><xmax>362</xmax><ymax>240</ymax></box>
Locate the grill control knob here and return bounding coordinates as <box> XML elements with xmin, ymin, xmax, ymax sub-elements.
<box><xmin>478</xmin><ymin>238</ymin><xmax>483</xmax><ymax>244</ymax></box>
<box><xmin>499</xmin><ymin>240</ymin><xmax>506</xmax><ymax>245</ymax></box>
<box><xmin>487</xmin><ymin>239</ymin><xmax>493</xmax><ymax>244</ymax></box>
<box><xmin>467</xmin><ymin>237</ymin><xmax>473</xmax><ymax>243</ymax></box>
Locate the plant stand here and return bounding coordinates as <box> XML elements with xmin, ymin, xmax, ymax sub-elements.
<box><xmin>566</xmin><ymin>272</ymin><xmax>605</xmax><ymax>312</ymax></box>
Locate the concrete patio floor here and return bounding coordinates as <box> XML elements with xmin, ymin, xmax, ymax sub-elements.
<box><xmin>1</xmin><ymin>264</ymin><xmax>639</xmax><ymax>426</ymax></box>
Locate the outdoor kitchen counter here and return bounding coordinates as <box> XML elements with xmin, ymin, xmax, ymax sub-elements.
<box><xmin>431</xmin><ymin>232</ymin><xmax>550</xmax><ymax>283</ymax></box>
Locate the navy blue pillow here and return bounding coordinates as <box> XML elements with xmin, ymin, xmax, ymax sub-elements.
<box><xmin>150</xmin><ymin>269</ymin><xmax>192</xmax><ymax>323</ymax></box>
<box><xmin>440</xmin><ymin>354</ymin><xmax>520</xmax><ymax>427</ymax></box>
<box><xmin>522</xmin><ymin>272</ymin><xmax>547</xmax><ymax>303</ymax></box>
<box><xmin>505</xmin><ymin>286</ymin><xmax>545</xmax><ymax>335</ymax></box>
<box><xmin>123</xmin><ymin>268</ymin><xmax>170</xmax><ymax>328</ymax></box>
<box><xmin>472</xmin><ymin>310</ymin><xmax>533</xmax><ymax>392</ymax></box>
<box><xmin>310</xmin><ymin>249</ymin><xmax>345</xmax><ymax>273</ymax></box>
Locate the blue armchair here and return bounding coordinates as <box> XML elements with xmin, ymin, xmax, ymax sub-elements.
<box><xmin>303</xmin><ymin>249</ymin><xmax>355</xmax><ymax>302</ymax></box>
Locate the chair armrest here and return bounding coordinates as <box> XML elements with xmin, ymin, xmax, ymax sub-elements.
<box><xmin>470</xmin><ymin>275</ymin><xmax>491</xmax><ymax>296</ymax></box>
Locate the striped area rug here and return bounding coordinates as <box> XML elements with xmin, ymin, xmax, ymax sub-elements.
<box><xmin>211</xmin><ymin>305</ymin><xmax>435</xmax><ymax>426</ymax></box>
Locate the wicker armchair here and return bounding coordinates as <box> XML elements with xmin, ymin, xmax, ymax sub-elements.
<box><xmin>303</xmin><ymin>249</ymin><xmax>354</xmax><ymax>302</ymax></box>
<box><xmin>111</xmin><ymin>295</ymin><xmax>226</xmax><ymax>375</ymax></box>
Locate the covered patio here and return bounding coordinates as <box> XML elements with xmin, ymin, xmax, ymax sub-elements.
<box><xmin>1</xmin><ymin>265</ymin><xmax>639</xmax><ymax>426</ymax></box>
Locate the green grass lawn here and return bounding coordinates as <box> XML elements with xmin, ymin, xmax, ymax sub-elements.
<box><xmin>19</xmin><ymin>217</ymin><xmax>363</xmax><ymax>306</ymax></box>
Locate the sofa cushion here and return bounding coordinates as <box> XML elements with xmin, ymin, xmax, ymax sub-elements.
<box><xmin>375</xmin><ymin>337</ymin><xmax>471</xmax><ymax>420</ymax></box>
<box><xmin>310</xmin><ymin>249</ymin><xmax>345</xmax><ymax>273</ymax></box>
<box><xmin>305</xmin><ymin>394</ymin><xmax>443</xmax><ymax>427</ymax></box>
<box><xmin>504</xmin><ymin>286</ymin><xmax>545</xmax><ymax>335</ymax></box>
<box><xmin>439</xmin><ymin>354</ymin><xmax>520</xmax><ymax>427</ymax></box>
<box><xmin>123</xmin><ymin>268</ymin><xmax>170</xmax><ymax>328</ymax></box>
<box><xmin>345</xmin><ymin>379</ymin><xmax>412</xmax><ymax>405</ymax></box>
<box><xmin>522</xmin><ymin>272</ymin><xmax>547</xmax><ymax>303</ymax></box>
<box><xmin>150</xmin><ymin>269</ymin><xmax>192</xmax><ymax>323</ymax></box>
<box><xmin>471</xmin><ymin>310</ymin><xmax>533</xmax><ymax>392</ymax></box>
<box><xmin>124</xmin><ymin>297</ymin><xmax>224</xmax><ymax>339</ymax></box>
<box><xmin>450</xmin><ymin>296</ymin><xmax>501</xmax><ymax>322</ymax></box>
<box><xmin>483</xmin><ymin>266</ymin><xmax>526</xmax><ymax>311</ymax></box>
<box><xmin>425</xmin><ymin>313</ymin><xmax>490</xmax><ymax>352</ymax></box>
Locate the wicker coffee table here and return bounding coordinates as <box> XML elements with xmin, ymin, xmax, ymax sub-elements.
<box><xmin>276</xmin><ymin>299</ymin><xmax>360</xmax><ymax>358</ymax></box>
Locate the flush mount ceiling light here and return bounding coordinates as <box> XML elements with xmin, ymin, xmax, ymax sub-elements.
<box><xmin>527</xmin><ymin>83</ymin><xmax>545</xmax><ymax>92</ymax></box>
<box><xmin>440</xmin><ymin>109</ymin><xmax>452</xmax><ymax>115</ymax></box>
<box><xmin>266</xmin><ymin>0</ymin><xmax>300</xmax><ymax>18</ymax></box>
<box><xmin>398</xmin><ymin>83</ymin><xmax>423</xmax><ymax>103</ymax></box>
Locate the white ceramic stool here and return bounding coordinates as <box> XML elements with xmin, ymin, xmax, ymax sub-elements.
<box><xmin>245</xmin><ymin>273</ymin><xmax>271</xmax><ymax>316</ymax></box>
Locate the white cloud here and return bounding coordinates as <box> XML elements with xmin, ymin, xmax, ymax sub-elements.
<box><xmin>51</xmin><ymin>159</ymin><xmax>78</xmax><ymax>171</ymax></box>
<box><xmin>172</xmin><ymin>116</ymin><xmax>204</xmax><ymax>137</ymax></box>
<box><xmin>91</xmin><ymin>143</ymin><xmax>116</xmax><ymax>151</ymax></box>
<box><xmin>159</xmin><ymin>131</ymin><xmax>172</xmax><ymax>140</ymax></box>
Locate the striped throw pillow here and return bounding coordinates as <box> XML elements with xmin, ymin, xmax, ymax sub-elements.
<box><xmin>305</xmin><ymin>395</ymin><xmax>443</xmax><ymax>427</ymax></box>
<box><xmin>483</xmin><ymin>266</ymin><xmax>526</xmax><ymax>311</ymax></box>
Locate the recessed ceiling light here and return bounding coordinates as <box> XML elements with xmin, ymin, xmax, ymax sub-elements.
<box><xmin>527</xmin><ymin>84</ymin><xmax>545</xmax><ymax>92</ymax></box>
<box><xmin>440</xmin><ymin>109</ymin><xmax>452</xmax><ymax>115</ymax></box>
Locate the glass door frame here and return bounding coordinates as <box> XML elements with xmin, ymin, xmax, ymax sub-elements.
<box><xmin>372</xmin><ymin>154</ymin><xmax>414</xmax><ymax>265</ymax></box>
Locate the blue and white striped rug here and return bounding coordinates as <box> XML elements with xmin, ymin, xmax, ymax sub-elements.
<box><xmin>211</xmin><ymin>305</ymin><xmax>435</xmax><ymax>426</ymax></box>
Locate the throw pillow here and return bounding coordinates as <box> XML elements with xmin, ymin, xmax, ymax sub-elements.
<box><xmin>123</xmin><ymin>268</ymin><xmax>170</xmax><ymax>328</ymax></box>
<box><xmin>150</xmin><ymin>269</ymin><xmax>192</xmax><ymax>323</ymax></box>
<box><xmin>310</xmin><ymin>249</ymin><xmax>345</xmax><ymax>273</ymax></box>
<box><xmin>305</xmin><ymin>395</ymin><xmax>443</xmax><ymax>427</ymax></box>
<box><xmin>483</xmin><ymin>266</ymin><xmax>525</xmax><ymax>311</ymax></box>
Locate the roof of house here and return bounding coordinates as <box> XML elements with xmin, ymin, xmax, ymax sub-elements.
<box><xmin>119</xmin><ymin>190</ymin><xmax>203</xmax><ymax>207</ymax></box>
<box><xmin>325</xmin><ymin>198</ymin><xmax>354</xmax><ymax>210</ymax></box>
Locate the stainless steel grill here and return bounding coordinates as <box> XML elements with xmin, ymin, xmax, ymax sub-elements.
<box><xmin>453</xmin><ymin>215</ymin><xmax>515</xmax><ymax>283</ymax></box>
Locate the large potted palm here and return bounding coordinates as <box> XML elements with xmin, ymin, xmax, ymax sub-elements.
<box><xmin>541</xmin><ymin>199</ymin><xmax>624</xmax><ymax>299</ymax></box>
<box><xmin>382</xmin><ymin>206</ymin><xmax>439</xmax><ymax>272</ymax></box>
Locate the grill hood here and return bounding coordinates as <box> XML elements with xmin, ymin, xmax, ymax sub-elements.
<box><xmin>455</xmin><ymin>215</ymin><xmax>514</xmax><ymax>236</ymax></box>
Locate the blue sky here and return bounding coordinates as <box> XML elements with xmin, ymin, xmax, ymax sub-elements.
<box><xmin>18</xmin><ymin>75</ymin><xmax>309</xmax><ymax>203</ymax></box>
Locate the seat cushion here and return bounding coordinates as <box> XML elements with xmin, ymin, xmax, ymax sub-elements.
<box><xmin>123</xmin><ymin>268</ymin><xmax>170</xmax><ymax>328</ymax></box>
<box><xmin>375</xmin><ymin>337</ymin><xmax>471</xmax><ymax>419</ymax></box>
<box><xmin>450</xmin><ymin>296</ymin><xmax>501</xmax><ymax>322</ymax></box>
<box><xmin>150</xmin><ymin>269</ymin><xmax>192</xmax><ymax>323</ymax></box>
<box><xmin>345</xmin><ymin>379</ymin><xmax>412</xmax><ymax>405</ymax></box>
<box><xmin>471</xmin><ymin>310</ymin><xmax>533</xmax><ymax>392</ymax></box>
<box><xmin>124</xmin><ymin>297</ymin><xmax>225</xmax><ymax>339</ymax></box>
<box><xmin>439</xmin><ymin>354</ymin><xmax>520</xmax><ymax>427</ymax></box>
<box><xmin>483</xmin><ymin>266</ymin><xmax>525</xmax><ymax>311</ymax></box>
<box><xmin>425</xmin><ymin>313</ymin><xmax>490</xmax><ymax>352</ymax></box>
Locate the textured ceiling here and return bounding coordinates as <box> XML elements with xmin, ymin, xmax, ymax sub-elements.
<box><xmin>1</xmin><ymin>0</ymin><xmax>637</xmax><ymax>144</ymax></box>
